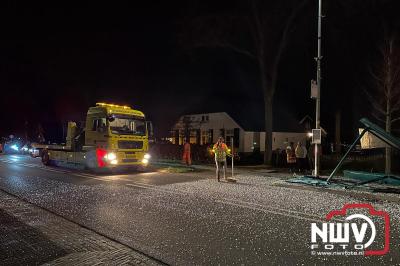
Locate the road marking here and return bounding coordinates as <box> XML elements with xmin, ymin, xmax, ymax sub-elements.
<box><xmin>0</xmin><ymin>157</ymin><xmax>331</xmax><ymax>222</ymax></box>
<box><xmin>124</xmin><ymin>181</ymin><xmax>326</xmax><ymax>222</ymax></box>
<box><xmin>126</xmin><ymin>183</ymin><xmax>184</xmax><ymax>195</ymax></box>
<box><xmin>220</xmin><ymin>197</ymin><xmax>326</xmax><ymax>221</ymax></box>
<box><xmin>125</xmin><ymin>182</ymin><xmax>325</xmax><ymax>222</ymax></box>
<box><xmin>215</xmin><ymin>199</ymin><xmax>324</xmax><ymax>222</ymax></box>
<box><xmin>0</xmin><ymin>158</ymin><xmax>110</xmax><ymax>182</ymax></box>
<box><xmin>126</xmin><ymin>183</ymin><xmax>153</xmax><ymax>189</ymax></box>
<box><xmin>0</xmin><ymin>158</ymin><xmax>159</xmax><ymax>183</ymax></box>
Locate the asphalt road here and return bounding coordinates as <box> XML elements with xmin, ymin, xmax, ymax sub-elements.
<box><xmin>0</xmin><ymin>154</ymin><xmax>399</xmax><ymax>265</ymax></box>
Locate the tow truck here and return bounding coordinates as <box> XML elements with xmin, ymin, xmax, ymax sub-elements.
<box><xmin>32</xmin><ymin>102</ymin><xmax>153</xmax><ymax>171</ymax></box>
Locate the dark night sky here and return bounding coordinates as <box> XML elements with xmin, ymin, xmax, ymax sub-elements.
<box><xmin>1</xmin><ymin>1</ymin><xmax>399</xmax><ymax>142</ymax></box>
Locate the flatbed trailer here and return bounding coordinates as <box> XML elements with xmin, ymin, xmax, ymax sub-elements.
<box><xmin>32</xmin><ymin>102</ymin><xmax>152</xmax><ymax>171</ymax></box>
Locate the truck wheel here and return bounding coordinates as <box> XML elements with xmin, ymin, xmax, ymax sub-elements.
<box><xmin>42</xmin><ymin>151</ymin><xmax>50</xmax><ymax>166</ymax></box>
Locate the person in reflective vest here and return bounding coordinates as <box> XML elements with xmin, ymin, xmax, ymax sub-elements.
<box><xmin>286</xmin><ymin>142</ymin><xmax>297</xmax><ymax>173</ymax></box>
<box><xmin>182</xmin><ymin>139</ymin><xmax>191</xmax><ymax>166</ymax></box>
<box><xmin>212</xmin><ymin>137</ymin><xmax>231</xmax><ymax>182</ymax></box>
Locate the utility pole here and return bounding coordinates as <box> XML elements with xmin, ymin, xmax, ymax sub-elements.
<box><xmin>314</xmin><ymin>0</ymin><xmax>323</xmax><ymax>177</ymax></box>
<box><xmin>231</xmin><ymin>138</ymin><xmax>234</xmax><ymax>178</ymax></box>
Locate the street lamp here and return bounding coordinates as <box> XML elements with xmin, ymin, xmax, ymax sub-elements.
<box><xmin>313</xmin><ymin>0</ymin><xmax>323</xmax><ymax>177</ymax></box>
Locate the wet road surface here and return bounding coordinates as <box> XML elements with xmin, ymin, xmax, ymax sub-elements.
<box><xmin>0</xmin><ymin>154</ymin><xmax>399</xmax><ymax>265</ymax></box>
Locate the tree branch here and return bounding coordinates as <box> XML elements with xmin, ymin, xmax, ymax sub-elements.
<box><xmin>364</xmin><ymin>89</ymin><xmax>386</xmax><ymax>115</ymax></box>
<box><xmin>270</xmin><ymin>0</ymin><xmax>310</xmax><ymax>95</ymax></box>
<box><xmin>220</xmin><ymin>42</ymin><xmax>256</xmax><ymax>59</ymax></box>
<box><xmin>368</xmin><ymin>65</ymin><xmax>384</xmax><ymax>87</ymax></box>
<box><xmin>250</xmin><ymin>0</ymin><xmax>264</xmax><ymax>58</ymax></box>
<box><xmin>391</xmin><ymin>117</ymin><xmax>400</xmax><ymax>123</ymax></box>
<box><xmin>372</xmin><ymin>112</ymin><xmax>386</xmax><ymax>123</ymax></box>
<box><xmin>391</xmin><ymin>96</ymin><xmax>400</xmax><ymax>113</ymax></box>
<box><xmin>192</xmin><ymin>40</ymin><xmax>256</xmax><ymax>59</ymax></box>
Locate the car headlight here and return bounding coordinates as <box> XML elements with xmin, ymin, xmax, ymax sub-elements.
<box><xmin>11</xmin><ymin>144</ymin><xmax>19</xmax><ymax>151</ymax></box>
<box><xmin>105</xmin><ymin>152</ymin><xmax>117</xmax><ymax>161</ymax></box>
<box><xmin>144</xmin><ymin>153</ymin><xmax>151</xmax><ymax>159</ymax></box>
<box><xmin>110</xmin><ymin>159</ymin><xmax>118</xmax><ymax>165</ymax></box>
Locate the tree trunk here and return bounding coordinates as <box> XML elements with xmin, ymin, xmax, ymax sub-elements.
<box><xmin>385</xmin><ymin>38</ymin><xmax>393</xmax><ymax>175</ymax></box>
<box><xmin>259</xmin><ymin>58</ymin><xmax>274</xmax><ymax>165</ymax></box>
<box><xmin>335</xmin><ymin>110</ymin><xmax>341</xmax><ymax>154</ymax></box>
<box><xmin>264</xmin><ymin>95</ymin><xmax>273</xmax><ymax>165</ymax></box>
<box><xmin>385</xmin><ymin>100</ymin><xmax>392</xmax><ymax>175</ymax></box>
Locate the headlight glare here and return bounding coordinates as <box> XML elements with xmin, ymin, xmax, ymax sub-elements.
<box><xmin>105</xmin><ymin>152</ymin><xmax>117</xmax><ymax>161</ymax></box>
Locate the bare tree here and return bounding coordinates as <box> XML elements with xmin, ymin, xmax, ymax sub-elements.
<box><xmin>36</xmin><ymin>123</ymin><xmax>46</xmax><ymax>144</ymax></box>
<box><xmin>182</xmin><ymin>116</ymin><xmax>193</xmax><ymax>142</ymax></box>
<box><xmin>173</xmin><ymin>115</ymin><xmax>206</xmax><ymax>144</ymax></box>
<box><xmin>181</xmin><ymin>0</ymin><xmax>310</xmax><ymax>164</ymax></box>
<box><xmin>366</xmin><ymin>33</ymin><xmax>400</xmax><ymax>174</ymax></box>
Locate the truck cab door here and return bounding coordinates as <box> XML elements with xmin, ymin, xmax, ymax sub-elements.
<box><xmin>87</xmin><ymin>118</ymin><xmax>107</xmax><ymax>148</ymax></box>
<box><xmin>146</xmin><ymin>121</ymin><xmax>153</xmax><ymax>137</ymax></box>
<box><xmin>146</xmin><ymin>121</ymin><xmax>154</xmax><ymax>143</ymax></box>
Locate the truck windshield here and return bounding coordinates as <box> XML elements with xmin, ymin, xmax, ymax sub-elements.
<box><xmin>109</xmin><ymin>115</ymin><xmax>146</xmax><ymax>136</ymax></box>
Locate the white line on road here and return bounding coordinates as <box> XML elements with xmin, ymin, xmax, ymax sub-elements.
<box><xmin>220</xmin><ymin>197</ymin><xmax>325</xmax><ymax>221</ymax></box>
<box><xmin>0</xmin><ymin>157</ymin><xmax>327</xmax><ymax>222</ymax></box>
<box><xmin>0</xmin><ymin>158</ymin><xmax>111</xmax><ymax>182</ymax></box>
<box><xmin>126</xmin><ymin>183</ymin><xmax>185</xmax><ymax>195</ymax></box>
<box><xmin>124</xmin><ymin>180</ymin><xmax>326</xmax><ymax>222</ymax></box>
<box><xmin>215</xmin><ymin>199</ymin><xmax>324</xmax><ymax>222</ymax></box>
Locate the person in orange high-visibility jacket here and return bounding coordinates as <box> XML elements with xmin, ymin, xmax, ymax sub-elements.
<box><xmin>286</xmin><ymin>142</ymin><xmax>296</xmax><ymax>173</ymax></box>
<box><xmin>212</xmin><ymin>137</ymin><xmax>231</xmax><ymax>182</ymax></box>
<box><xmin>182</xmin><ymin>140</ymin><xmax>192</xmax><ymax>166</ymax></box>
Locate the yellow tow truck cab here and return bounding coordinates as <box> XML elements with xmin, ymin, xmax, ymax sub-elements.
<box><xmin>33</xmin><ymin>103</ymin><xmax>152</xmax><ymax>170</ymax></box>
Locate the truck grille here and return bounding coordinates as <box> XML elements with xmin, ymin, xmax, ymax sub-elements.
<box><xmin>122</xmin><ymin>158</ymin><xmax>138</xmax><ymax>163</ymax></box>
<box><xmin>118</xmin><ymin>140</ymin><xmax>143</xmax><ymax>149</ymax></box>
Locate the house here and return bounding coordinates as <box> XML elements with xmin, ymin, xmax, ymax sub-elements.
<box><xmin>170</xmin><ymin>112</ymin><xmax>310</xmax><ymax>154</ymax></box>
<box><xmin>359</xmin><ymin>128</ymin><xmax>388</xmax><ymax>149</ymax></box>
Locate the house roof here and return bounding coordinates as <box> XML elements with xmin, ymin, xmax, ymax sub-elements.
<box><xmin>228</xmin><ymin>106</ymin><xmax>305</xmax><ymax>132</ymax></box>
<box><xmin>178</xmin><ymin>105</ymin><xmax>307</xmax><ymax>133</ymax></box>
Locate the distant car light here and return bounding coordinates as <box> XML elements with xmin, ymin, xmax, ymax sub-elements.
<box><xmin>11</xmin><ymin>144</ymin><xmax>19</xmax><ymax>151</ymax></box>
<box><xmin>142</xmin><ymin>158</ymin><xmax>149</xmax><ymax>164</ymax></box>
<box><xmin>144</xmin><ymin>153</ymin><xmax>151</xmax><ymax>159</ymax></box>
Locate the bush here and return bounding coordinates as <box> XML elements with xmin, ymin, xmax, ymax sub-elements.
<box><xmin>149</xmin><ymin>143</ymin><xmax>214</xmax><ymax>163</ymax></box>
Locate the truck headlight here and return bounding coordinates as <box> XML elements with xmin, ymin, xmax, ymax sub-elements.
<box><xmin>105</xmin><ymin>152</ymin><xmax>117</xmax><ymax>161</ymax></box>
<box><xmin>110</xmin><ymin>159</ymin><xmax>118</xmax><ymax>165</ymax></box>
<box><xmin>144</xmin><ymin>153</ymin><xmax>151</xmax><ymax>159</ymax></box>
<box><xmin>142</xmin><ymin>158</ymin><xmax>149</xmax><ymax>164</ymax></box>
